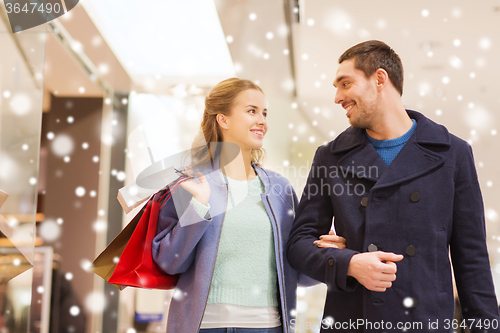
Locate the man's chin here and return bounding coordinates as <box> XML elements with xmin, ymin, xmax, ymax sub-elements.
<box><xmin>348</xmin><ymin>117</ymin><xmax>358</xmax><ymax>128</ymax></box>
<box><xmin>348</xmin><ymin>118</ymin><xmax>367</xmax><ymax>129</ymax></box>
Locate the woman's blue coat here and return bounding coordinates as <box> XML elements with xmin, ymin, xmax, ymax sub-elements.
<box><xmin>153</xmin><ymin>159</ymin><xmax>313</xmax><ymax>333</ymax></box>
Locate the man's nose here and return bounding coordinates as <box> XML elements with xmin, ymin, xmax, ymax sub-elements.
<box><xmin>334</xmin><ymin>90</ymin><xmax>344</xmax><ymax>105</ymax></box>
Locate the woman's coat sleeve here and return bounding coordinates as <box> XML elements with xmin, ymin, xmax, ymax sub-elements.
<box><xmin>152</xmin><ymin>188</ymin><xmax>213</xmax><ymax>275</ymax></box>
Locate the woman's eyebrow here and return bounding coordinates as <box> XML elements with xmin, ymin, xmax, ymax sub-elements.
<box><xmin>245</xmin><ymin>104</ymin><xmax>267</xmax><ymax>111</ymax></box>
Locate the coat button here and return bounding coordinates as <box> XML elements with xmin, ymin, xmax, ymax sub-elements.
<box><xmin>410</xmin><ymin>192</ymin><xmax>420</xmax><ymax>202</ymax></box>
<box><xmin>328</xmin><ymin>259</ymin><xmax>334</xmax><ymax>266</ymax></box>
<box><xmin>360</xmin><ymin>197</ymin><xmax>368</xmax><ymax>207</ymax></box>
<box><xmin>406</xmin><ymin>245</ymin><xmax>416</xmax><ymax>257</ymax></box>
<box><xmin>372</xmin><ymin>298</ymin><xmax>384</xmax><ymax>305</ymax></box>
<box><xmin>368</xmin><ymin>244</ymin><xmax>378</xmax><ymax>252</ymax></box>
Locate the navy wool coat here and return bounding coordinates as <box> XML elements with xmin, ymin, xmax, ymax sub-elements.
<box><xmin>287</xmin><ymin>110</ymin><xmax>499</xmax><ymax>332</ymax></box>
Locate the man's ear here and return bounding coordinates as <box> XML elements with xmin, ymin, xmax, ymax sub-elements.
<box><xmin>216</xmin><ymin>114</ymin><xmax>229</xmax><ymax>130</ymax></box>
<box><xmin>374</xmin><ymin>68</ymin><xmax>389</xmax><ymax>90</ymax></box>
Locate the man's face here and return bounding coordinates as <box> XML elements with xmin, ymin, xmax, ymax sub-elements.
<box><xmin>333</xmin><ymin>58</ymin><xmax>379</xmax><ymax>129</ymax></box>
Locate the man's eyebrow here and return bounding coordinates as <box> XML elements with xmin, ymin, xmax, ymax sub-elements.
<box><xmin>333</xmin><ymin>75</ymin><xmax>347</xmax><ymax>88</ymax></box>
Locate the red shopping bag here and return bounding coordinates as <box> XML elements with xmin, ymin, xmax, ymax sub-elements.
<box><xmin>107</xmin><ymin>187</ymin><xmax>179</xmax><ymax>289</ymax></box>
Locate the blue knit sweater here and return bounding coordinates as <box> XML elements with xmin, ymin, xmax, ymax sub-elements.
<box><xmin>366</xmin><ymin>119</ymin><xmax>417</xmax><ymax>165</ymax></box>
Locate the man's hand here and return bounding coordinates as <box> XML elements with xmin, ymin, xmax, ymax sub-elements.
<box><xmin>313</xmin><ymin>230</ymin><xmax>347</xmax><ymax>249</ymax></box>
<box><xmin>347</xmin><ymin>252</ymin><xmax>403</xmax><ymax>292</ymax></box>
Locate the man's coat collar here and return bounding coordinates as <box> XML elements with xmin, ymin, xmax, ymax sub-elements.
<box><xmin>330</xmin><ymin>110</ymin><xmax>451</xmax><ymax>188</ymax></box>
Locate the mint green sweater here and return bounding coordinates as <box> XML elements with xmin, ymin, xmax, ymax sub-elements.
<box><xmin>192</xmin><ymin>175</ymin><xmax>279</xmax><ymax>307</ymax></box>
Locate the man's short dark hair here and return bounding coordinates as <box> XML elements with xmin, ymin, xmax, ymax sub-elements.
<box><xmin>339</xmin><ymin>40</ymin><xmax>404</xmax><ymax>96</ymax></box>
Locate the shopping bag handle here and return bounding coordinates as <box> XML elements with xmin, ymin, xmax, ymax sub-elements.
<box><xmin>152</xmin><ymin>176</ymin><xmax>190</xmax><ymax>209</ymax></box>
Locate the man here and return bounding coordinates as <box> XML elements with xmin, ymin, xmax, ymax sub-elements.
<box><xmin>287</xmin><ymin>40</ymin><xmax>499</xmax><ymax>332</ymax></box>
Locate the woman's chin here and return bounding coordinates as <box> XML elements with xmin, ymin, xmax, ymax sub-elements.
<box><xmin>230</xmin><ymin>140</ymin><xmax>264</xmax><ymax>153</ymax></box>
<box><xmin>251</xmin><ymin>143</ymin><xmax>264</xmax><ymax>150</ymax></box>
<box><xmin>253</xmin><ymin>137</ymin><xmax>265</xmax><ymax>147</ymax></box>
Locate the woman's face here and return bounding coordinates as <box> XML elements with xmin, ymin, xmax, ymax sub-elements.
<box><xmin>218</xmin><ymin>89</ymin><xmax>268</xmax><ymax>151</ymax></box>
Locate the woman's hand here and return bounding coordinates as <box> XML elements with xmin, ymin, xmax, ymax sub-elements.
<box><xmin>313</xmin><ymin>230</ymin><xmax>346</xmax><ymax>249</ymax></box>
<box><xmin>179</xmin><ymin>167</ymin><xmax>211</xmax><ymax>206</ymax></box>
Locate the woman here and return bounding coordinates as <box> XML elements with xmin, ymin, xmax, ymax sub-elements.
<box><xmin>152</xmin><ymin>78</ymin><xmax>345</xmax><ymax>333</ymax></box>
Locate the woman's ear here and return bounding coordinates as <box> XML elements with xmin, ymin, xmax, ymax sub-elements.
<box><xmin>216</xmin><ymin>113</ymin><xmax>229</xmax><ymax>130</ymax></box>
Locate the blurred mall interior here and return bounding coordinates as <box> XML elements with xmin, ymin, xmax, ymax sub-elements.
<box><xmin>0</xmin><ymin>0</ymin><xmax>499</xmax><ymax>332</ymax></box>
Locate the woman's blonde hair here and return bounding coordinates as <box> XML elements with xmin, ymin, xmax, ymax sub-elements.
<box><xmin>191</xmin><ymin>78</ymin><xmax>266</xmax><ymax>167</ymax></box>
